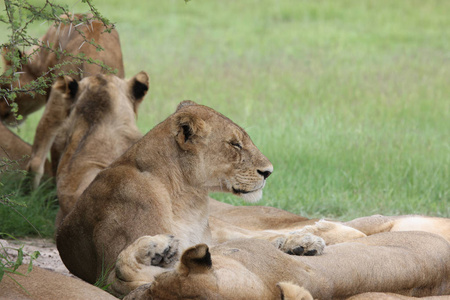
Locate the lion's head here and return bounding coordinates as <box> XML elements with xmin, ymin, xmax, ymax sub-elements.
<box><xmin>172</xmin><ymin>100</ymin><xmax>273</xmax><ymax>202</ymax></box>
<box><xmin>50</xmin><ymin>72</ymin><xmax>148</xmax><ymax>221</ymax></box>
<box><xmin>123</xmin><ymin>242</ymin><xmax>275</xmax><ymax>300</ymax></box>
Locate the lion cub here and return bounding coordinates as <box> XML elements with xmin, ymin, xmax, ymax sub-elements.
<box><xmin>56</xmin><ymin>100</ymin><xmax>274</xmax><ymax>296</ymax></box>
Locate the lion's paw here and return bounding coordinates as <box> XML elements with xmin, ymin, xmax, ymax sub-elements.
<box><xmin>133</xmin><ymin>234</ymin><xmax>180</xmax><ymax>267</ymax></box>
<box><xmin>277</xmin><ymin>233</ymin><xmax>325</xmax><ymax>256</ymax></box>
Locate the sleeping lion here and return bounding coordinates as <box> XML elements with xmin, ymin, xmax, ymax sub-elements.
<box><xmin>124</xmin><ymin>231</ymin><xmax>450</xmax><ymax>300</ymax></box>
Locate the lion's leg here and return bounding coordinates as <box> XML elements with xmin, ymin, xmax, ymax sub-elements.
<box><xmin>292</xmin><ymin>220</ymin><xmax>367</xmax><ymax>245</ymax></box>
<box><xmin>27</xmin><ymin>85</ymin><xmax>72</xmax><ymax>189</ymax></box>
<box><xmin>210</xmin><ymin>217</ymin><xmax>325</xmax><ymax>256</ymax></box>
<box><xmin>344</xmin><ymin>215</ymin><xmax>450</xmax><ymax>243</ymax></box>
<box><xmin>108</xmin><ymin>234</ymin><xmax>179</xmax><ymax>297</ymax></box>
<box><xmin>277</xmin><ymin>282</ymin><xmax>314</xmax><ymax>300</ymax></box>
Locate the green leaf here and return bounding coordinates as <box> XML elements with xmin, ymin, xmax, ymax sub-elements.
<box><xmin>13</xmin><ymin>247</ymin><xmax>24</xmax><ymax>271</ymax></box>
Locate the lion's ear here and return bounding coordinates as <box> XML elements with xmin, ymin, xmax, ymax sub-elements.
<box><xmin>176</xmin><ymin>100</ymin><xmax>198</xmax><ymax>112</ymax></box>
<box><xmin>174</xmin><ymin>111</ymin><xmax>211</xmax><ymax>151</ymax></box>
<box><xmin>129</xmin><ymin>71</ymin><xmax>149</xmax><ymax>101</ymax></box>
<box><xmin>178</xmin><ymin>244</ymin><xmax>212</xmax><ymax>275</ymax></box>
<box><xmin>53</xmin><ymin>76</ymin><xmax>78</xmax><ymax>101</ymax></box>
<box><xmin>276</xmin><ymin>282</ymin><xmax>314</xmax><ymax>300</ymax></box>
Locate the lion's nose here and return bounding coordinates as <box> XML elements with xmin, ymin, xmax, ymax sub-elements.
<box><xmin>257</xmin><ymin>167</ymin><xmax>273</xmax><ymax>180</ymax></box>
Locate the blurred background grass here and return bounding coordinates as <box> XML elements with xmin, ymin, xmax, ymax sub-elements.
<box><xmin>1</xmin><ymin>0</ymin><xmax>449</xmax><ymax>236</ymax></box>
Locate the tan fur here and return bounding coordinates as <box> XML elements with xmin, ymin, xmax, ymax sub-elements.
<box><xmin>55</xmin><ymin>101</ymin><xmax>274</xmax><ymax>297</ymax></box>
<box><xmin>344</xmin><ymin>215</ymin><xmax>450</xmax><ymax>242</ymax></box>
<box><xmin>208</xmin><ymin>198</ymin><xmax>365</xmax><ymax>255</ymax></box>
<box><xmin>347</xmin><ymin>292</ymin><xmax>450</xmax><ymax>300</ymax></box>
<box><xmin>28</xmin><ymin>72</ymin><xmax>148</xmax><ymax>225</ymax></box>
<box><xmin>277</xmin><ymin>282</ymin><xmax>314</xmax><ymax>300</ymax></box>
<box><xmin>0</xmin><ymin>265</ymin><xmax>116</xmax><ymax>300</ymax></box>
<box><xmin>209</xmin><ymin>200</ymin><xmax>450</xmax><ymax>246</ymax></box>
<box><xmin>276</xmin><ymin>284</ymin><xmax>450</xmax><ymax>300</ymax></box>
<box><xmin>0</xmin><ymin>13</ymin><xmax>124</xmax><ymax>124</ymax></box>
<box><xmin>124</xmin><ymin>231</ymin><xmax>450</xmax><ymax>300</ymax></box>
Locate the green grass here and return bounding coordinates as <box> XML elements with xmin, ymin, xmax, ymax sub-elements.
<box><xmin>1</xmin><ymin>0</ymin><xmax>449</xmax><ymax>237</ymax></box>
<box><xmin>0</xmin><ymin>174</ymin><xmax>57</xmax><ymax>238</ymax></box>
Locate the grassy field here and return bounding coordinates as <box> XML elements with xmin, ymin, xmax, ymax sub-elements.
<box><xmin>1</xmin><ymin>0</ymin><xmax>449</xmax><ymax>237</ymax></box>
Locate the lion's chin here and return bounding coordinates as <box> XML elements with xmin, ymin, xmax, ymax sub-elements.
<box><xmin>239</xmin><ymin>189</ymin><xmax>263</xmax><ymax>203</ymax></box>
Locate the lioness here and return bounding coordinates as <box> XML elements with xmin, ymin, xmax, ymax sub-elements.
<box><xmin>28</xmin><ymin>72</ymin><xmax>149</xmax><ymax>225</ymax></box>
<box><xmin>124</xmin><ymin>231</ymin><xmax>450</xmax><ymax>300</ymax></box>
<box><xmin>0</xmin><ymin>13</ymin><xmax>124</xmax><ymax>124</ymax></box>
<box><xmin>56</xmin><ymin>101</ymin><xmax>274</xmax><ymax>294</ymax></box>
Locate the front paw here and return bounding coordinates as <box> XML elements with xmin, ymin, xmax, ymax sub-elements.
<box><xmin>133</xmin><ymin>234</ymin><xmax>179</xmax><ymax>267</ymax></box>
<box><xmin>278</xmin><ymin>233</ymin><xmax>325</xmax><ymax>256</ymax></box>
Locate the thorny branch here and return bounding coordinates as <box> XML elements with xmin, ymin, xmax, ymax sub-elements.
<box><xmin>0</xmin><ymin>0</ymin><xmax>116</xmax><ymax>112</ymax></box>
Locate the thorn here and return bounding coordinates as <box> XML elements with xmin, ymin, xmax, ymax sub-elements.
<box><xmin>59</xmin><ymin>42</ymin><xmax>62</xmax><ymax>51</ymax></box>
<box><xmin>47</xmin><ymin>40</ymin><xmax>50</xmax><ymax>48</ymax></box>
<box><xmin>74</xmin><ymin>22</ymin><xmax>83</xmax><ymax>28</ymax></box>
<box><xmin>56</xmin><ymin>22</ymin><xmax>61</xmax><ymax>36</ymax></box>
<box><xmin>3</xmin><ymin>96</ymin><xmax>9</xmax><ymax>105</ymax></box>
<box><xmin>78</xmin><ymin>41</ymin><xmax>86</xmax><ymax>50</ymax></box>
<box><xmin>68</xmin><ymin>22</ymin><xmax>73</xmax><ymax>36</ymax></box>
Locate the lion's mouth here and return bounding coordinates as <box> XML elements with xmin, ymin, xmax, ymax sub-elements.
<box><xmin>232</xmin><ymin>186</ymin><xmax>262</xmax><ymax>195</ymax></box>
<box><xmin>231</xmin><ymin>179</ymin><xmax>266</xmax><ymax>195</ymax></box>
<box><xmin>232</xmin><ymin>187</ymin><xmax>251</xmax><ymax>194</ymax></box>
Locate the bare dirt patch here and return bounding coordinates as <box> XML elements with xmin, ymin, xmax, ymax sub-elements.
<box><xmin>1</xmin><ymin>238</ymin><xmax>71</xmax><ymax>277</ymax></box>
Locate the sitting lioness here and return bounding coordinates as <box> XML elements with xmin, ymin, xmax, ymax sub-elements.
<box><xmin>28</xmin><ymin>72</ymin><xmax>149</xmax><ymax>225</ymax></box>
<box><xmin>124</xmin><ymin>231</ymin><xmax>450</xmax><ymax>300</ymax></box>
<box><xmin>56</xmin><ymin>101</ymin><xmax>274</xmax><ymax>294</ymax></box>
<box><xmin>0</xmin><ymin>13</ymin><xmax>124</xmax><ymax>124</ymax></box>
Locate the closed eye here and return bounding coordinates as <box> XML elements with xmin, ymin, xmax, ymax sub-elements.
<box><xmin>230</xmin><ymin>141</ymin><xmax>243</xmax><ymax>150</ymax></box>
